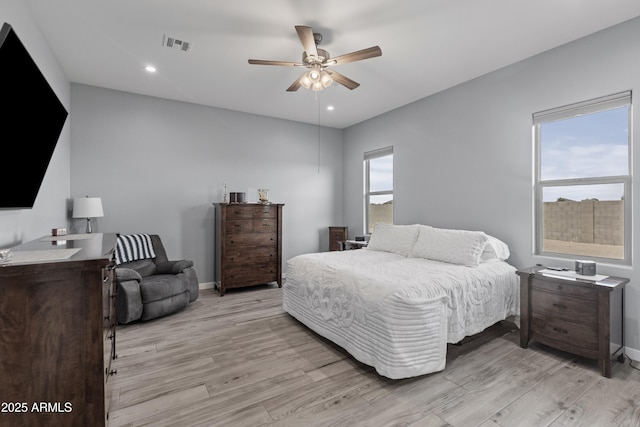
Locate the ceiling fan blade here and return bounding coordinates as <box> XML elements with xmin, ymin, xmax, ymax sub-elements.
<box><xmin>248</xmin><ymin>59</ymin><xmax>303</xmax><ymax>66</ymax></box>
<box><xmin>295</xmin><ymin>25</ymin><xmax>318</xmax><ymax>58</ymax></box>
<box><xmin>328</xmin><ymin>46</ymin><xmax>382</xmax><ymax>66</ymax></box>
<box><xmin>286</xmin><ymin>74</ymin><xmax>304</xmax><ymax>92</ymax></box>
<box><xmin>327</xmin><ymin>70</ymin><xmax>360</xmax><ymax>90</ymax></box>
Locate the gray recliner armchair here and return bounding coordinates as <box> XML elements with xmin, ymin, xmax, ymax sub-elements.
<box><xmin>115</xmin><ymin>234</ymin><xmax>199</xmax><ymax>324</ymax></box>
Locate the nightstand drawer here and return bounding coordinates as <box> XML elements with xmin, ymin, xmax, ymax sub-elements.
<box><xmin>531</xmin><ymin>314</ymin><xmax>598</xmax><ymax>351</ymax></box>
<box><xmin>531</xmin><ymin>278</ymin><xmax>597</xmax><ymax>299</ymax></box>
<box><xmin>330</xmin><ymin>230</ymin><xmax>346</xmax><ymax>241</ymax></box>
<box><xmin>531</xmin><ymin>289</ymin><xmax>597</xmax><ymax>325</ymax></box>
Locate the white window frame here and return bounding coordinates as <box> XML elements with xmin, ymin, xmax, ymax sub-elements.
<box><xmin>533</xmin><ymin>91</ymin><xmax>632</xmax><ymax>264</ymax></box>
<box><xmin>364</xmin><ymin>146</ymin><xmax>393</xmax><ymax>235</ymax></box>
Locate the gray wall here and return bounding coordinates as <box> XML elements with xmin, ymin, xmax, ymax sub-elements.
<box><xmin>0</xmin><ymin>0</ymin><xmax>71</xmax><ymax>247</ymax></box>
<box><xmin>343</xmin><ymin>17</ymin><xmax>640</xmax><ymax>355</ymax></box>
<box><xmin>70</xmin><ymin>85</ymin><xmax>344</xmax><ymax>284</ymax></box>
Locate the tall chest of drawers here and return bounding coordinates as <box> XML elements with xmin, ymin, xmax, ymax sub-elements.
<box><xmin>517</xmin><ymin>266</ymin><xmax>627</xmax><ymax>378</ymax></box>
<box><xmin>214</xmin><ymin>203</ymin><xmax>284</xmax><ymax>296</ymax></box>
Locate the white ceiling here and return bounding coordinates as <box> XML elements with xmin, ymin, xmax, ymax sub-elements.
<box><xmin>26</xmin><ymin>0</ymin><xmax>640</xmax><ymax>129</ymax></box>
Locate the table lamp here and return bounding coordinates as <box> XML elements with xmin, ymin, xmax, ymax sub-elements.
<box><xmin>73</xmin><ymin>196</ymin><xmax>104</xmax><ymax>233</ymax></box>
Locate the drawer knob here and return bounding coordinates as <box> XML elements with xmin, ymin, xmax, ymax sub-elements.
<box><xmin>552</xmin><ymin>303</ymin><xmax>567</xmax><ymax>310</ymax></box>
<box><xmin>552</xmin><ymin>327</ymin><xmax>568</xmax><ymax>334</ymax></box>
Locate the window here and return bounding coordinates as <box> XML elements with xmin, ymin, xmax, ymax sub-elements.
<box><xmin>364</xmin><ymin>146</ymin><xmax>393</xmax><ymax>234</ymax></box>
<box><xmin>534</xmin><ymin>91</ymin><xmax>631</xmax><ymax>262</ymax></box>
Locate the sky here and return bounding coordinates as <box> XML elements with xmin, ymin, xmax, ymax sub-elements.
<box><xmin>540</xmin><ymin>106</ymin><xmax>629</xmax><ymax>202</ymax></box>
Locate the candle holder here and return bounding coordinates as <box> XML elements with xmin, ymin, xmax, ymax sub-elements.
<box><xmin>258</xmin><ymin>189</ymin><xmax>270</xmax><ymax>204</ymax></box>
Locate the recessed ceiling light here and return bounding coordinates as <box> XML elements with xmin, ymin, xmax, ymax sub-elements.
<box><xmin>145</xmin><ymin>65</ymin><xmax>157</xmax><ymax>73</ymax></box>
<box><xmin>326</xmin><ymin>105</ymin><xmax>334</xmax><ymax>111</ymax></box>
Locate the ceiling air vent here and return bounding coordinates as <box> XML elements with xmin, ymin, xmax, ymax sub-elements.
<box><xmin>162</xmin><ymin>34</ymin><xmax>191</xmax><ymax>52</ymax></box>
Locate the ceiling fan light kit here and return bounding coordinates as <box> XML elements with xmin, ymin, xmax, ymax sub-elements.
<box><xmin>248</xmin><ymin>25</ymin><xmax>382</xmax><ymax>92</ymax></box>
<box><xmin>300</xmin><ymin>64</ymin><xmax>333</xmax><ymax>91</ymax></box>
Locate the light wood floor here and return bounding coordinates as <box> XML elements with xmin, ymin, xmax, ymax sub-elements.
<box><xmin>108</xmin><ymin>285</ymin><xmax>640</xmax><ymax>427</ymax></box>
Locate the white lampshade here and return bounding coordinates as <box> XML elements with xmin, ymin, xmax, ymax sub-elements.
<box><xmin>73</xmin><ymin>197</ymin><xmax>104</xmax><ymax>218</ymax></box>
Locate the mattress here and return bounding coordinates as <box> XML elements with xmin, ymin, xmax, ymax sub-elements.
<box><xmin>283</xmin><ymin>249</ymin><xmax>519</xmax><ymax>379</ymax></box>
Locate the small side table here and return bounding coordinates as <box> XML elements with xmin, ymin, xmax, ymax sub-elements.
<box><xmin>339</xmin><ymin>240</ymin><xmax>368</xmax><ymax>250</ymax></box>
<box><xmin>517</xmin><ymin>266</ymin><xmax>627</xmax><ymax>377</ymax></box>
<box><xmin>329</xmin><ymin>226</ymin><xmax>348</xmax><ymax>251</ymax></box>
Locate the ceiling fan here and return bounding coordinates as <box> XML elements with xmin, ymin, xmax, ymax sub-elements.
<box><xmin>248</xmin><ymin>25</ymin><xmax>382</xmax><ymax>92</ymax></box>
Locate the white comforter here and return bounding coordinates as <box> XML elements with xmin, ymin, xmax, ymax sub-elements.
<box><xmin>283</xmin><ymin>249</ymin><xmax>519</xmax><ymax>379</ymax></box>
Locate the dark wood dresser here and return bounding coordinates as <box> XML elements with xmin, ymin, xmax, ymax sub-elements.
<box><xmin>214</xmin><ymin>203</ymin><xmax>284</xmax><ymax>296</ymax></box>
<box><xmin>517</xmin><ymin>266</ymin><xmax>627</xmax><ymax>377</ymax></box>
<box><xmin>0</xmin><ymin>233</ymin><xmax>118</xmax><ymax>426</ymax></box>
<box><xmin>328</xmin><ymin>226</ymin><xmax>348</xmax><ymax>251</ymax></box>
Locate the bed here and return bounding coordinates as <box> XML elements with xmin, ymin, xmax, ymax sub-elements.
<box><xmin>283</xmin><ymin>224</ymin><xmax>519</xmax><ymax>379</ymax></box>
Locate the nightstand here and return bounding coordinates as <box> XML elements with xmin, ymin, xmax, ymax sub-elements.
<box><xmin>329</xmin><ymin>226</ymin><xmax>348</xmax><ymax>251</ymax></box>
<box><xmin>516</xmin><ymin>266</ymin><xmax>627</xmax><ymax>377</ymax></box>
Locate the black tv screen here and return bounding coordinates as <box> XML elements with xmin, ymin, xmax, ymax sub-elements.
<box><xmin>0</xmin><ymin>22</ymin><xmax>68</xmax><ymax>209</ymax></box>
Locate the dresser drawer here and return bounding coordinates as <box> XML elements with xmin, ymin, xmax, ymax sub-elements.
<box><xmin>223</xmin><ymin>247</ymin><xmax>277</xmax><ymax>267</ymax></box>
<box><xmin>226</xmin><ymin>206</ymin><xmax>253</xmax><ymax>219</ymax></box>
<box><xmin>226</xmin><ymin>219</ymin><xmax>253</xmax><ymax>233</ymax></box>
<box><xmin>531</xmin><ymin>314</ymin><xmax>598</xmax><ymax>351</ymax></box>
<box><xmin>531</xmin><ymin>278</ymin><xmax>597</xmax><ymax>299</ymax></box>
<box><xmin>226</xmin><ymin>233</ymin><xmax>277</xmax><ymax>247</ymax></box>
<box><xmin>253</xmin><ymin>205</ymin><xmax>276</xmax><ymax>218</ymax></box>
<box><xmin>224</xmin><ymin>265</ymin><xmax>278</xmax><ymax>286</ymax></box>
<box><xmin>253</xmin><ymin>218</ymin><xmax>277</xmax><ymax>233</ymax></box>
<box><xmin>531</xmin><ymin>289</ymin><xmax>597</xmax><ymax>325</ymax></box>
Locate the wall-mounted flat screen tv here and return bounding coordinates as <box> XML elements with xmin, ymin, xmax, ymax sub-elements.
<box><xmin>0</xmin><ymin>22</ymin><xmax>68</xmax><ymax>209</ymax></box>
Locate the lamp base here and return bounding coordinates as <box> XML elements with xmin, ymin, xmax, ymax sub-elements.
<box><xmin>86</xmin><ymin>218</ymin><xmax>93</xmax><ymax>233</ymax></box>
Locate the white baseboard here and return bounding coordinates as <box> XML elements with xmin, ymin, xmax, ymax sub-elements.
<box><xmin>625</xmin><ymin>346</ymin><xmax>640</xmax><ymax>362</ymax></box>
<box><xmin>198</xmin><ymin>282</ymin><xmax>216</xmax><ymax>290</ymax></box>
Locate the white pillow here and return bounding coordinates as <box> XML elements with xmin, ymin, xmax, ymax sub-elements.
<box><xmin>366</xmin><ymin>223</ymin><xmax>421</xmax><ymax>257</ymax></box>
<box><xmin>410</xmin><ymin>226</ymin><xmax>489</xmax><ymax>266</ymax></box>
<box><xmin>480</xmin><ymin>235</ymin><xmax>510</xmax><ymax>261</ymax></box>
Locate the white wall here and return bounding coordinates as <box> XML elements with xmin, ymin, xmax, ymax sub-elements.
<box><xmin>0</xmin><ymin>0</ymin><xmax>71</xmax><ymax>247</ymax></box>
<box><xmin>70</xmin><ymin>84</ymin><xmax>344</xmax><ymax>284</ymax></box>
<box><xmin>343</xmin><ymin>17</ymin><xmax>640</xmax><ymax>355</ymax></box>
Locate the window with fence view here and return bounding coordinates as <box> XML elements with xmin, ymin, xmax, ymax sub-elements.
<box><xmin>365</xmin><ymin>147</ymin><xmax>393</xmax><ymax>234</ymax></box>
<box><xmin>534</xmin><ymin>92</ymin><xmax>631</xmax><ymax>261</ymax></box>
